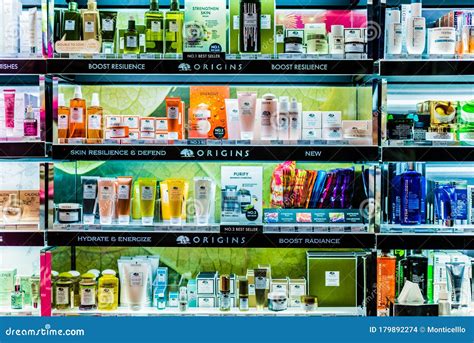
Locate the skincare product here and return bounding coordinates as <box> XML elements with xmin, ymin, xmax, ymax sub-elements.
<box><xmin>238</xmin><ymin>277</ymin><xmax>249</xmax><ymax>311</ymax></box>
<box><xmin>260</xmin><ymin>94</ymin><xmax>278</xmax><ymax>140</ymax></box>
<box><xmin>79</xmin><ymin>273</ymin><xmax>97</xmax><ymax>310</ymax></box>
<box><xmin>429</xmin><ymin>27</ymin><xmax>455</xmax><ymax>56</ymax></box>
<box><xmin>10</xmin><ymin>277</ymin><xmax>23</xmax><ymax>310</ymax></box>
<box><xmin>166</xmin><ymin>97</ymin><xmax>183</xmax><ymax>140</ymax></box>
<box><xmin>164</xmin><ymin>0</ymin><xmax>184</xmax><ymax>54</ymax></box>
<box><xmin>237</xmin><ymin>92</ymin><xmax>257</xmax><ymax>140</ymax></box>
<box><xmin>116</xmin><ymin>177</ymin><xmax>132</xmax><ymax>224</ymax></box>
<box><xmin>437</xmin><ymin>283</ymin><xmax>451</xmax><ymax>316</ymax></box>
<box><xmin>239</xmin><ymin>0</ymin><xmax>261</xmax><ymax>53</ymax></box>
<box><xmin>98</xmin><ymin>178</ymin><xmax>116</xmax><ymax>225</ymax></box>
<box><xmin>219</xmin><ymin>275</ymin><xmax>231</xmax><ymax>311</ymax></box>
<box><xmin>56</xmin><ymin>203</ymin><xmax>82</xmax><ymax>224</ymax></box>
<box><xmin>284</xmin><ymin>37</ymin><xmax>304</xmax><ymax>53</ymax></box>
<box><xmin>194</xmin><ymin>177</ymin><xmax>215</xmax><ymax>225</ymax></box>
<box><xmin>289</xmin><ymin>99</ymin><xmax>301</xmax><ymax>141</ymax></box>
<box><xmin>268</xmin><ymin>292</ymin><xmax>287</xmax><ymax>312</ymax></box>
<box><xmin>179</xmin><ymin>286</ymin><xmax>188</xmax><ymax>311</ymax></box>
<box><xmin>145</xmin><ymin>0</ymin><xmax>164</xmax><ymax>53</ymax></box>
<box><xmin>406</xmin><ymin>17</ymin><xmax>426</xmax><ymax>56</ymax></box>
<box><xmin>225</xmin><ymin>99</ymin><xmax>241</xmax><ymax>140</ymax></box>
<box><xmin>122</xmin><ymin>261</ymin><xmax>148</xmax><ymax>311</ymax></box>
<box><xmin>139</xmin><ymin>178</ymin><xmax>157</xmax><ymax>225</ymax></box>
<box><xmin>98</xmin><ymin>270</ymin><xmax>119</xmax><ymax>311</ymax></box>
<box><xmin>4</xmin><ymin>90</ymin><xmax>15</xmax><ymax>135</ymax></box>
<box><xmin>62</xmin><ymin>1</ymin><xmax>81</xmax><ymax>40</ymax></box>
<box><xmin>124</xmin><ymin>17</ymin><xmax>140</xmax><ymax>54</ymax></box>
<box><xmin>302</xmin><ymin>295</ymin><xmax>317</xmax><ymax>312</ymax></box>
<box><xmin>23</xmin><ymin>105</ymin><xmax>37</xmax><ymax>137</ymax></box>
<box><xmin>87</xmin><ymin>93</ymin><xmax>103</xmax><ymax>139</ymax></box>
<box><xmin>254</xmin><ymin>268</ymin><xmax>267</xmax><ymax>310</ymax></box>
<box><xmin>400</xmin><ymin>164</ymin><xmax>424</xmax><ymax>225</ymax></box>
<box><xmin>81</xmin><ymin>177</ymin><xmax>98</xmax><ymax>224</ymax></box>
<box><xmin>82</xmin><ymin>0</ymin><xmax>100</xmax><ymax>42</ymax></box>
<box><xmin>400</xmin><ymin>250</ymin><xmax>428</xmax><ymax>300</ymax></box>
<box><xmin>445</xmin><ymin>262</ymin><xmax>465</xmax><ymax>308</ymax></box>
<box><xmin>57</xmin><ymin>94</ymin><xmax>69</xmax><ymax>139</ymax></box>
<box><xmin>278</xmin><ymin>97</ymin><xmax>290</xmax><ymax>140</ymax></box>
<box><xmin>329</xmin><ymin>25</ymin><xmax>344</xmax><ymax>56</ymax></box>
<box><xmin>54</xmin><ymin>272</ymin><xmax>74</xmax><ymax>310</ymax></box>
<box><xmin>305</xmin><ymin>24</ymin><xmax>327</xmax><ymax>54</ymax></box>
<box><xmin>167</xmin><ymin>179</ymin><xmax>185</xmax><ymax>225</ymax></box>
<box><xmin>377</xmin><ymin>251</ymin><xmax>396</xmax><ymax>314</ymax></box>
<box><xmin>69</xmin><ymin>86</ymin><xmax>86</xmax><ymax>139</ymax></box>
<box><xmin>100</xmin><ymin>11</ymin><xmax>117</xmax><ymax>52</ymax></box>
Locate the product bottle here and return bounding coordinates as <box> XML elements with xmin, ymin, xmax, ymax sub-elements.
<box><xmin>69</xmin><ymin>270</ymin><xmax>81</xmax><ymax>307</ymax></box>
<box><xmin>178</xmin><ymin>286</ymin><xmax>188</xmax><ymax>312</ymax></box>
<box><xmin>62</xmin><ymin>1</ymin><xmax>81</xmax><ymax>40</ymax></box>
<box><xmin>278</xmin><ymin>96</ymin><xmax>290</xmax><ymax>140</ymax></box>
<box><xmin>219</xmin><ymin>275</ymin><xmax>231</xmax><ymax>311</ymax></box>
<box><xmin>69</xmin><ymin>86</ymin><xmax>87</xmax><ymax>139</ymax></box>
<box><xmin>58</xmin><ymin>93</ymin><xmax>69</xmax><ymax>140</ymax></box>
<box><xmin>98</xmin><ymin>270</ymin><xmax>118</xmax><ymax>311</ymax></box>
<box><xmin>238</xmin><ymin>277</ymin><xmax>249</xmax><ymax>311</ymax></box>
<box><xmin>400</xmin><ymin>163</ymin><xmax>423</xmax><ymax>225</ymax></box>
<box><xmin>406</xmin><ymin>0</ymin><xmax>426</xmax><ymax>56</ymax></box>
<box><xmin>82</xmin><ymin>0</ymin><xmax>101</xmax><ymax>42</ymax></box>
<box><xmin>329</xmin><ymin>25</ymin><xmax>345</xmax><ymax>56</ymax></box>
<box><xmin>10</xmin><ymin>277</ymin><xmax>24</xmax><ymax>310</ymax></box>
<box><xmin>289</xmin><ymin>98</ymin><xmax>301</xmax><ymax>140</ymax></box>
<box><xmin>87</xmin><ymin>93</ymin><xmax>103</xmax><ymax>139</ymax></box>
<box><xmin>401</xmin><ymin>250</ymin><xmax>428</xmax><ymax>300</ymax></box>
<box><xmin>437</xmin><ymin>283</ymin><xmax>451</xmax><ymax>316</ymax></box>
<box><xmin>54</xmin><ymin>272</ymin><xmax>74</xmax><ymax>310</ymax></box>
<box><xmin>164</xmin><ymin>0</ymin><xmax>184</xmax><ymax>54</ymax></box>
<box><xmin>386</xmin><ymin>9</ymin><xmax>402</xmax><ymax>56</ymax></box>
<box><xmin>260</xmin><ymin>94</ymin><xmax>278</xmax><ymax>140</ymax></box>
<box><xmin>23</xmin><ymin>105</ymin><xmax>38</xmax><ymax>137</ymax></box>
<box><xmin>124</xmin><ymin>17</ymin><xmax>140</xmax><ymax>54</ymax></box>
<box><xmin>145</xmin><ymin>0</ymin><xmax>164</xmax><ymax>53</ymax></box>
<box><xmin>79</xmin><ymin>273</ymin><xmax>97</xmax><ymax>310</ymax></box>
<box><xmin>377</xmin><ymin>250</ymin><xmax>396</xmax><ymax>314</ymax></box>
<box><xmin>239</xmin><ymin>0</ymin><xmax>261</xmax><ymax>53</ymax></box>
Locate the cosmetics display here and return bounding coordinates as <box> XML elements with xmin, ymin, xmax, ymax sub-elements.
<box><xmin>385</xmin><ymin>1</ymin><xmax>474</xmax><ymax>59</ymax></box>
<box><xmin>55</xmin><ymin>85</ymin><xmax>374</xmax><ymax>146</ymax></box>
<box><xmin>377</xmin><ymin>250</ymin><xmax>473</xmax><ymax>317</ymax></box>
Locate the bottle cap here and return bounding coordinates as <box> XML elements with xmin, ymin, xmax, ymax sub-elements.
<box><xmin>81</xmin><ymin>272</ymin><xmax>96</xmax><ymax>279</ymax></box>
<box><xmin>87</xmin><ymin>0</ymin><xmax>97</xmax><ymax>10</ymax></box>
<box><xmin>220</xmin><ymin>275</ymin><xmax>230</xmax><ymax>292</ymax></box>
<box><xmin>262</xmin><ymin>93</ymin><xmax>276</xmax><ymax>100</ymax></box>
<box><xmin>279</xmin><ymin>96</ymin><xmax>289</xmax><ymax>112</ymax></box>
<box><xmin>69</xmin><ymin>270</ymin><xmax>81</xmax><ymax>277</ymax></box>
<box><xmin>68</xmin><ymin>1</ymin><xmax>78</xmax><ymax>11</ymax></box>
<box><xmin>58</xmin><ymin>93</ymin><xmax>66</xmax><ymax>107</ymax></box>
<box><xmin>128</xmin><ymin>16</ymin><xmax>136</xmax><ymax>30</ymax></box>
<box><xmin>289</xmin><ymin>97</ymin><xmax>299</xmax><ymax>111</ymax></box>
<box><xmin>91</xmin><ymin>93</ymin><xmax>100</xmax><ymax>107</ymax></box>
<box><xmin>102</xmin><ymin>269</ymin><xmax>117</xmax><ymax>276</ymax></box>
<box><xmin>87</xmin><ymin>269</ymin><xmax>101</xmax><ymax>278</ymax></box>
<box><xmin>170</xmin><ymin>0</ymin><xmax>180</xmax><ymax>11</ymax></box>
<box><xmin>59</xmin><ymin>272</ymin><xmax>73</xmax><ymax>278</ymax></box>
<box><xmin>73</xmin><ymin>86</ymin><xmax>82</xmax><ymax>99</ymax></box>
<box><xmin>141</xmin><ymin>216</ymin><xmax>154</xmax><ymax>225</ymax></box>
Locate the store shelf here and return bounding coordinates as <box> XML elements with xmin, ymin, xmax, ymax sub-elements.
<box><xmin>0</xmin><ymin>142</ymin><xmax>49</xmax><ymax>158</ymax></box>
<box><xmin>382</xmin><ymin>146</ymin><xmax>474</xmax><ymax>162</ymax></box>
<box><xmin>0</xmin><ymin>307</ymin><xmax>40</xmax><ymax>316</ymax></box>
<box><xmin>376</xmin><ymin>233</ymin><xmax>474</xmax><ymax>250</ymax></box>
<box><xmin>51</xmin><ymin>144</ymin><xmax>380</xmax><ymax>162</ymax></box>
<box><xmin>47</xmin><ymin>228</ymin><xmax>375</xmax><ymax>249</ymax></box>
<box><xmin>48</xmin><ymin>58</ymin><xmax>373</xmax><ymax>76</ymax></box>
<box><xmin>379</xmin><ymin>59</ymin><xmax>474</xmax><ymax>78</ymax></box>
<box><xmin>0</xmin><ymin>230</ymin><xmax>45</xmax><ymax>246</ymax></box>
<box><xmin>0</xmin><ymin>59</ymin><xmax>46</xmax><ymax>75</ymax></box>
<box><xmin>52</xmin><ymin>306</ymin><xmax>365</xmax><ymax>317</ymax></box>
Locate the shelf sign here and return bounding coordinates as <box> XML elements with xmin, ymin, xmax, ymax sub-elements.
<box><xmin>0</xmin><ymin>63</ymin><xmax>19</xmax><ymax>71</ymax></box>
<box><xmin>220</xmin><ymin>225</ymin><xmax>263</xmax><ymax>234</ymax></box>
<box><xmin>55</xmin><ymin>39</ymin><xmax>101</xmax><ymax>54</ymax></box>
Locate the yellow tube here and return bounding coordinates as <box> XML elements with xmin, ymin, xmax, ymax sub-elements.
<box><xmin>167</xmin><ymin>179</ymin><xmax>185</xmax><ymax>225</ymax></box>
<box><xmin>138</xmin><ymin>178</ymin><xmax>157</xmax><ymax>225</ymax></box>
<box><xmin>131</xmin><ymin>181</ymin><xmax>141</xmax><ymax>220</ymax></box>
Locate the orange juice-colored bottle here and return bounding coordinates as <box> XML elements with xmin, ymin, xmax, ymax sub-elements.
<box><xmin>57</xmin><ymin>93</ymin><xmax>70</xmax><ymax>140</ymax></box>
<box><xmin>377</xmin><ymin>250</ymin><xmax>396</xmax><ymax>314</ymax></box>
<box><xmin>87</xmin><ymin>93</ymin><xmax>103</xmax><ymax>139</ymax></box>
<box><xmin>68</xmin><ymin>86</ymin><xmax>87</xmax><ymax>138</ymax></box>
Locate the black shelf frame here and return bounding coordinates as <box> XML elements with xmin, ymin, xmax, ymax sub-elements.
<box><xmin>377</xmin><ymin>234</ymin><xmax>474</xmax><ymax>250</ymax></box>
<box><xmin>0</xmin><ymin>231</ymin><xmax>45</xmax><ymax>247</ymax></box>
<box><xmin>382</xmin><ymin>146</ymin><xmax>474</xmax><ymax>162</ymax></box>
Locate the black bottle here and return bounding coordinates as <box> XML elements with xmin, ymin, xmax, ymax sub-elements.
<box><xmin>239</xmin><ymin>0</ymin><xmax>261</xmax><ymax>53</ymax></box>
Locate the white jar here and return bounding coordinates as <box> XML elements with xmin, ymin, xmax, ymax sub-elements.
<box><xmin>429</xmin><ymin>27</ymin><xmax>456</xmax><ymax>56</ymax></box>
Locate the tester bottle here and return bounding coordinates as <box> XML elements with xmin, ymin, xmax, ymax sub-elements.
<box><xmin>69</xmin><ymin>86</ymin><xmax>87</xmax><ymax>139</ymax></box>
<box><xmin>164</xmin><ymin>0</ymin><xmax>184</xmax><ymax>54</ymax></box>
<box><xmin>219</xmin><ymin>275</ymin><xmax>231</xmax><ymax>311</ymax></box>
<box><xmin>124</xmin><ymin>17</ymin><xmax>140</xmax><ymax>54</ymax></box>
<box><xmin>145</xmin><ymin>0</ymin><xmax>164</xmax><ymax>53</ymax></box>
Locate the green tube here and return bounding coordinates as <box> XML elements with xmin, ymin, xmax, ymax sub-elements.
<box><xmin>139</xmin><ymin>178</ymin><xmax>157</xmax><ymax>225</ymax></box>
<box><xmin>132</xmin><ymin>181</ymin><xmax>141</xmax><ymax>220</ymax></box>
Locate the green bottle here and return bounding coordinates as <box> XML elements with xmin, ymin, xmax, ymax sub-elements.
<box><xmin>145</xmin><ymin>0</ymin><xmax>164</xmax><ymax>53</ymax></box>
<box><xmin>62</xmin><ymin>1</ymin><xmax>82</xmax><ymax>40</ymax></box>
<box><xmin>124</xmin><ymin>16</ymin><xmax>140</xmax><ymax>54</ymax></box>
<box><xmin>164</xmin><ymin>0</ymin><xmax>184</xmax><ymax>54</ymax></box>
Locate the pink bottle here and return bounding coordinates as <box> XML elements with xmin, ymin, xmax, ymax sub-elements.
<box><xmin>23</xmin><ymin>105</ymin><xmax>38</xmax><ymax>137</ymax></box>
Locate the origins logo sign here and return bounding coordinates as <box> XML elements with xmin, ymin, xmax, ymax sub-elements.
<box><xmin>175</xmin><ymin>235</ymin><xmax>247</xmax><ymax>246</ymax></box>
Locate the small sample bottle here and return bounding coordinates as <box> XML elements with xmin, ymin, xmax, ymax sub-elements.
<box><xmin>124</xmin><ymin>17</ymin><xmax>140</xmax><ymax>54</ymax></box>
<box><xmin>62</xmin><ymin>1</ymin><xmax>82</xmax><ymax>40</ymax></box>
<box><xmin>238</xmin><ymin>277</ymin><xmax>249</xmax><ymax>311</ymax></box>
<box><xmin>82</xmin><ymin>0</ymin><xmax>101</xmax><ymax>41</ymax></box>
<box><xmin>219</xmin><ymin>275</ymin><xmax>231</xmax><ymax>311</ymax></box>
<box><xmin>69</xmin><ymin>86</ymin><xmax>87</xmax><ymax>139</ymax></box>
<box><xmin>178</xmin><ymin>286</ymin><xmax>188</xmax><ymax>312</ymax></box>
<box><xmin>164</xmin><ymin>0</ymin><xmax>184</xmax><ymax>54</ymax></box>
<box><xmin>87</xmin><ymin>93</ymin><xmax>103</xmax><ymax>139</ymax></box>
<box><xmin>11</xmin><ymin>277</ymin><xmax>24</xmax><ymax>310</ymax></box>
<box><xmin>58</xmin><ymin>94</ymin><xmax>69</xmax><ymax>140</ymax></box>
<box><xmin>79</xmin><ymin>273</ymin><xmax>97</xmax><ymax>310</ymax></box>
<box><xmin>98</xmin><ymin>270</ymin><xmax>119</xmax><ymax>311</ymax></box>
<box><xmin>54</xmin><ymin>272</ymin><xmax>74</xmax><ymax>310</ymax></box>
<box><xmin>145</xmin><ymin>0</ymin><xmax>164</xmax><ymax>53</ymax></box>
<box><xmin>23</xmin><ymin>105</ymin><xmax>38</xmax><ymax>137</ymax></box>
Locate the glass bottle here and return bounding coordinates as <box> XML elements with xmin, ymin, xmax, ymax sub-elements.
<box><xmin>145</xmin><ymin>0</ymin><xmax>164</xmax><ymax>53</ymax></box>
<box><xmin>97</xmin><ymin>270</ymin><xmax>119</xmax><ymax>311</ymax></box>
<box><xmin>57</xmin><ymin>94</ymin><xmax>69</xmax><ymax>140</ymax></box>
<box><xmin>238</xmin><ymin>277</ymin><xmax>249</xmax><ymax>311</ymax></box>
<box><xmin>400</xmin><ymin>250</ymin><xmax>428</xmax><ymax>300</ymax></box>
<box><xmin>62</xmin><ymin>1</ymin><xmax>81</xmax><ymax>40</ymax></box>
<box><xmin>164</xmin><ymin>0</ymin><xmax>184</xmax><ymax>54</ymax></box>
<box><xmin>124</xmin><ymin>17</ymin><xmax>140</xmax><ymax>54</ymax></box>
<box><xmin>69</xmin><ymin>270</ymin><xmax>81</xmax><ymax>307</ymax></box>
<box><xmin>82</xmin><ymin>0</ymin><xmax>101</xmax><ymax>42</ymax></box>
<box><xmin>400</xmin><ymin>163</ymin><xmax>423</xmax><ymax>225</ymax></box>
<box><xmin>23</xmin><ymin>105</ymin><xmax>38</xmax><ymax>137</ymax></box>
<box><xmin>69</xmin><ymin>86</ymin><xmax>87</xmax><ymax>139</ymax></box>
<box><xmin>54</xmin><ymin>272</ymin><xmax>74</xmax><ymax>310</ymax></box>
<box><xmin>178</xmin><ymin>286</ymin><xmax>187</xmax><ymax>312</ymax></box>
<box><xmin>219</xmin><ymin>275</ymin><xmax>231</xmax><ymax>311</ymax></box>
<box><xmin>86</xmin><ymin>93</ymin><xmax>103</xmax><ymax>139</ymax></box>
<box><xmin>377</xmin><ymin>250</ymin><xmax>396</xmax><ymax>315</ymax></box>
<box><xmin>2</xmin><ymin>193</ymin><xmax>23</xmax><ymax>223</ymax></box>
<box><xmin>11</xmin><ymin>277</ymin><xmax>24</xmax><ymax>310</ymax></box>
<box><xmin>79</xmin><ymin>273</ymin><xmax>97</xmax><ymax>310</ymax></box>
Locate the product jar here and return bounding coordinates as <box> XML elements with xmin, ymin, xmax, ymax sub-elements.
<box><xmin>284</xmin><ymin>37</ymin><xmax>304</xmax><ymax>53</ymax></box>
<box><xmin>268</xmin><ymin>292</ymin><xmax>288</xmax><ymax>312</ymax></box>
<box><xmin>56</xmin><ymin>203</ymin><xmax>82</xmax><ymax>224</ymax></box>
<box><xmin>428</xmin><ymin>27</ymin><xmax>456</xmax><ymax>56</ymax></box>
<box><xmin>306</xmin><ymin>34</ymin><xmax>328</xmax><ymax>54</ymax></box>
<box><xmin>301</xmin><ymin>295</ymin><xmax>317</xmax><ymax>312</ymax></box>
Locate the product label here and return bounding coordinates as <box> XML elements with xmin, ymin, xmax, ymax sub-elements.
<box><xmin>118</xmin><ymin>185</ymin><xmax>130</xmax><ymax>200</ymax></box>
<box><xmin>83</xmin><ymin>184</ymin><xmax>97</xmax><ymax>199</ymax></box>
<box><xmin>141</xmin><ymin>119</ymin><xmax>155</xmax><ymax>131</ymax></box>
<box><xmin>130</xmin><ymin>271</ymin><xmax>143</xmax><ymax>286</ymax></box>
<box><xmin>270</xmin><ymin>299</ymin><xmax>287</xmax><ymax>311</ymax></box>
<box><xmin>102</xmin><ymin>19</ymin><xmax>114</xmax><ymax>32</ymax></box>
<box><xmin>167</xmin><ymin>106</ymin><xmax>179</xmax><ymax>119</ymax></box>
<box><xmin>70</xmin><ymin>108</ymin><xmax>83</xmax><ymax>123</ymax></box>
<box><xmin>58</xmin><ymin>115</ymin><xmax>68</xmax><ymax>129</ymax></box>
<box><xmin>141</xmin><ymin>186</ymin><xmax>154</xmax><ymax>201</ymax></box>
<box><xmin>151</xmin><ymin>21</ymin><xmax>162</xmax><ymax>33</ymax></box>
<box><xmin>197</xmin><ymin>279</ymin><xmax>214</xmax><ymax>294</ymax></box>
<box><xmin>124</xmin><ymin>117</ymin><xmax>139</xmax><ymax>129</ymax></box>
<box><xmin>325</xmin><ymin>271</ymin><xmax>340</xmax><ymax>287</ymax></box>
<box><xmin>169</xmin><ymin>21</ymin><xmax>178</xmax><ymax>33</ymax></box>
<box><xmin>98</xmin><ymin>287</ymin><xmax>114</xmax><ymax>305</ymax></box>
<box><xmin>88</xmin><ymin>115</ymin><xmax>102</xmax><ymax>129</ymax></box>
<box><xmin>65</xmin><ymin>20</ymin><xmax>75</xmax><ymax>31</ymax></box>
<box><xmin>260</xmin><ymin>15</ymin><xmax>271</xmax><ymax>30</ymax></box>
<box><xmin>233</xmin><ymin>15</ymin><xmax>239</xmax><ymax>30</ymax></box>
<box><xmin>111</xmin><ymin>128</ymin><xmax>126</xmax><ymax>138</ymax></box>
<box><xmin>55</xmin><ymin>287</ymin><xmax>70</xmax><ymax>305</ymax></box>
<box><xmin>248</xmin><ymin>283</ymin><xmax>256</xmax><ymax>295</ymax></box>
<box><xmin>139</xmin><ymin>34</ymin><xmax>146</xmax><ymax>47</ymax></box>
<box><xmin>244</xmin><ymin>13</ymin><xmax>258</xmax><ymax>30</ymax></box>
<box><xmin>99</xmin><ymin>186</ymin><xmax>114</xmax><ymax>201</ymax></box>
<box><xmin>289</xmin><ymin>284</ymin><xmax>305</xmax><ymax>296</ymax></box>
<box><xmin>126</xmin><ymin>36</ymin><xmax>138</xmax><ymax>48</ymax></box>
<box><xmin>58</xmin><ymin>211</ymin><xmax>79</xmax><ymax>222</ymax></box>
<box><xmin>80</xmin><ymin>287</ymin><xmax>96</xmax><ymax>306</ymax></box>
<box><xmin>85</xmin><ymin>21</ymin><xmax>95</xmax><ymax>33</ymax></box>
<box><xmin>239</xmin><ymin>297</ymin><xmax>249</xmax><ymax>310</ymax></box>
<box><xmin>255</xmin><ymin>276</ymin><xmax>266</xmax><ymax>290</ymax></box>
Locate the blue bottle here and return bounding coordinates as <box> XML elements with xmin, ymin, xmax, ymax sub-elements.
<box><xmin>400</xmin><ymin>164</ymin><xmax>423</xmax><ymax>225</ymax></box>
<box><xmin>434</xmin><ymin>181</ymin><xmax>456</xmax><ymax>227</ymax></box>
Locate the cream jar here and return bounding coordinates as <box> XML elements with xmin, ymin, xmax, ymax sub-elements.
<box><xmin>268</xmin><ymin>292</ymin><xmax>287</xmax><ymax>312</ymax></box>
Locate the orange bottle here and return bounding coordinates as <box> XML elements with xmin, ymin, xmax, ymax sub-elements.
<box><xmin>377</xmin><ymin>250</ymin><xmax>396</xmax><ymax>314</ymax></box>
<box><xmin>57</xmin><ymin>93</ymin><xmax>70</xmax><ymax>140</ymax></box>
<box><xmin>68</xmin><ymin>86</ymin><xmax>87</xmax><ymax>138</ymax></box>
<box><xmin>87</xmin><ymin>93</ymin><xmax>103</xmax><ymax>139</ymax></box>
<box><xmin>165</xmin><ymin>97</ymin><xmax>183</xmax><ymax>140</ymax></box>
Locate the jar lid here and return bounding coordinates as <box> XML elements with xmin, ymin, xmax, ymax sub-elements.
<box><xmin>59</xmin><ymin>272</ymin><xmax>73</xmax><ymax>278</ymax></box>
<box><xmin>284</xmin><ymin>36</ymin><xmax>303</xmax><ymax>44</ymax></box>
<box><xmin>102</xmin><ymin>269</ymin><xmax>117</xmax><ymax>276</ymax></box>
<box><xmin>69</xmin><ymin>270</ymin><xmax>81</xmax><ymax>277</ymax></box>
<box><xmin>302</xmin><ymin>295</ymin><xmax>317</xmax><ymax>305</ymax></box>
<box><xmin>268</xmin><ymin>292</ymin><xmax>287</xmax><ymax>301</ymax></box>
<box><xmin>81</xmin><ymin>272</ymin><xmax>96</xmax><ymax>279</ymax></box>
<box><xmin>58</xmin><ymin>203</ymin><xmax>81</xmax><ymax>210</ymax></box>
